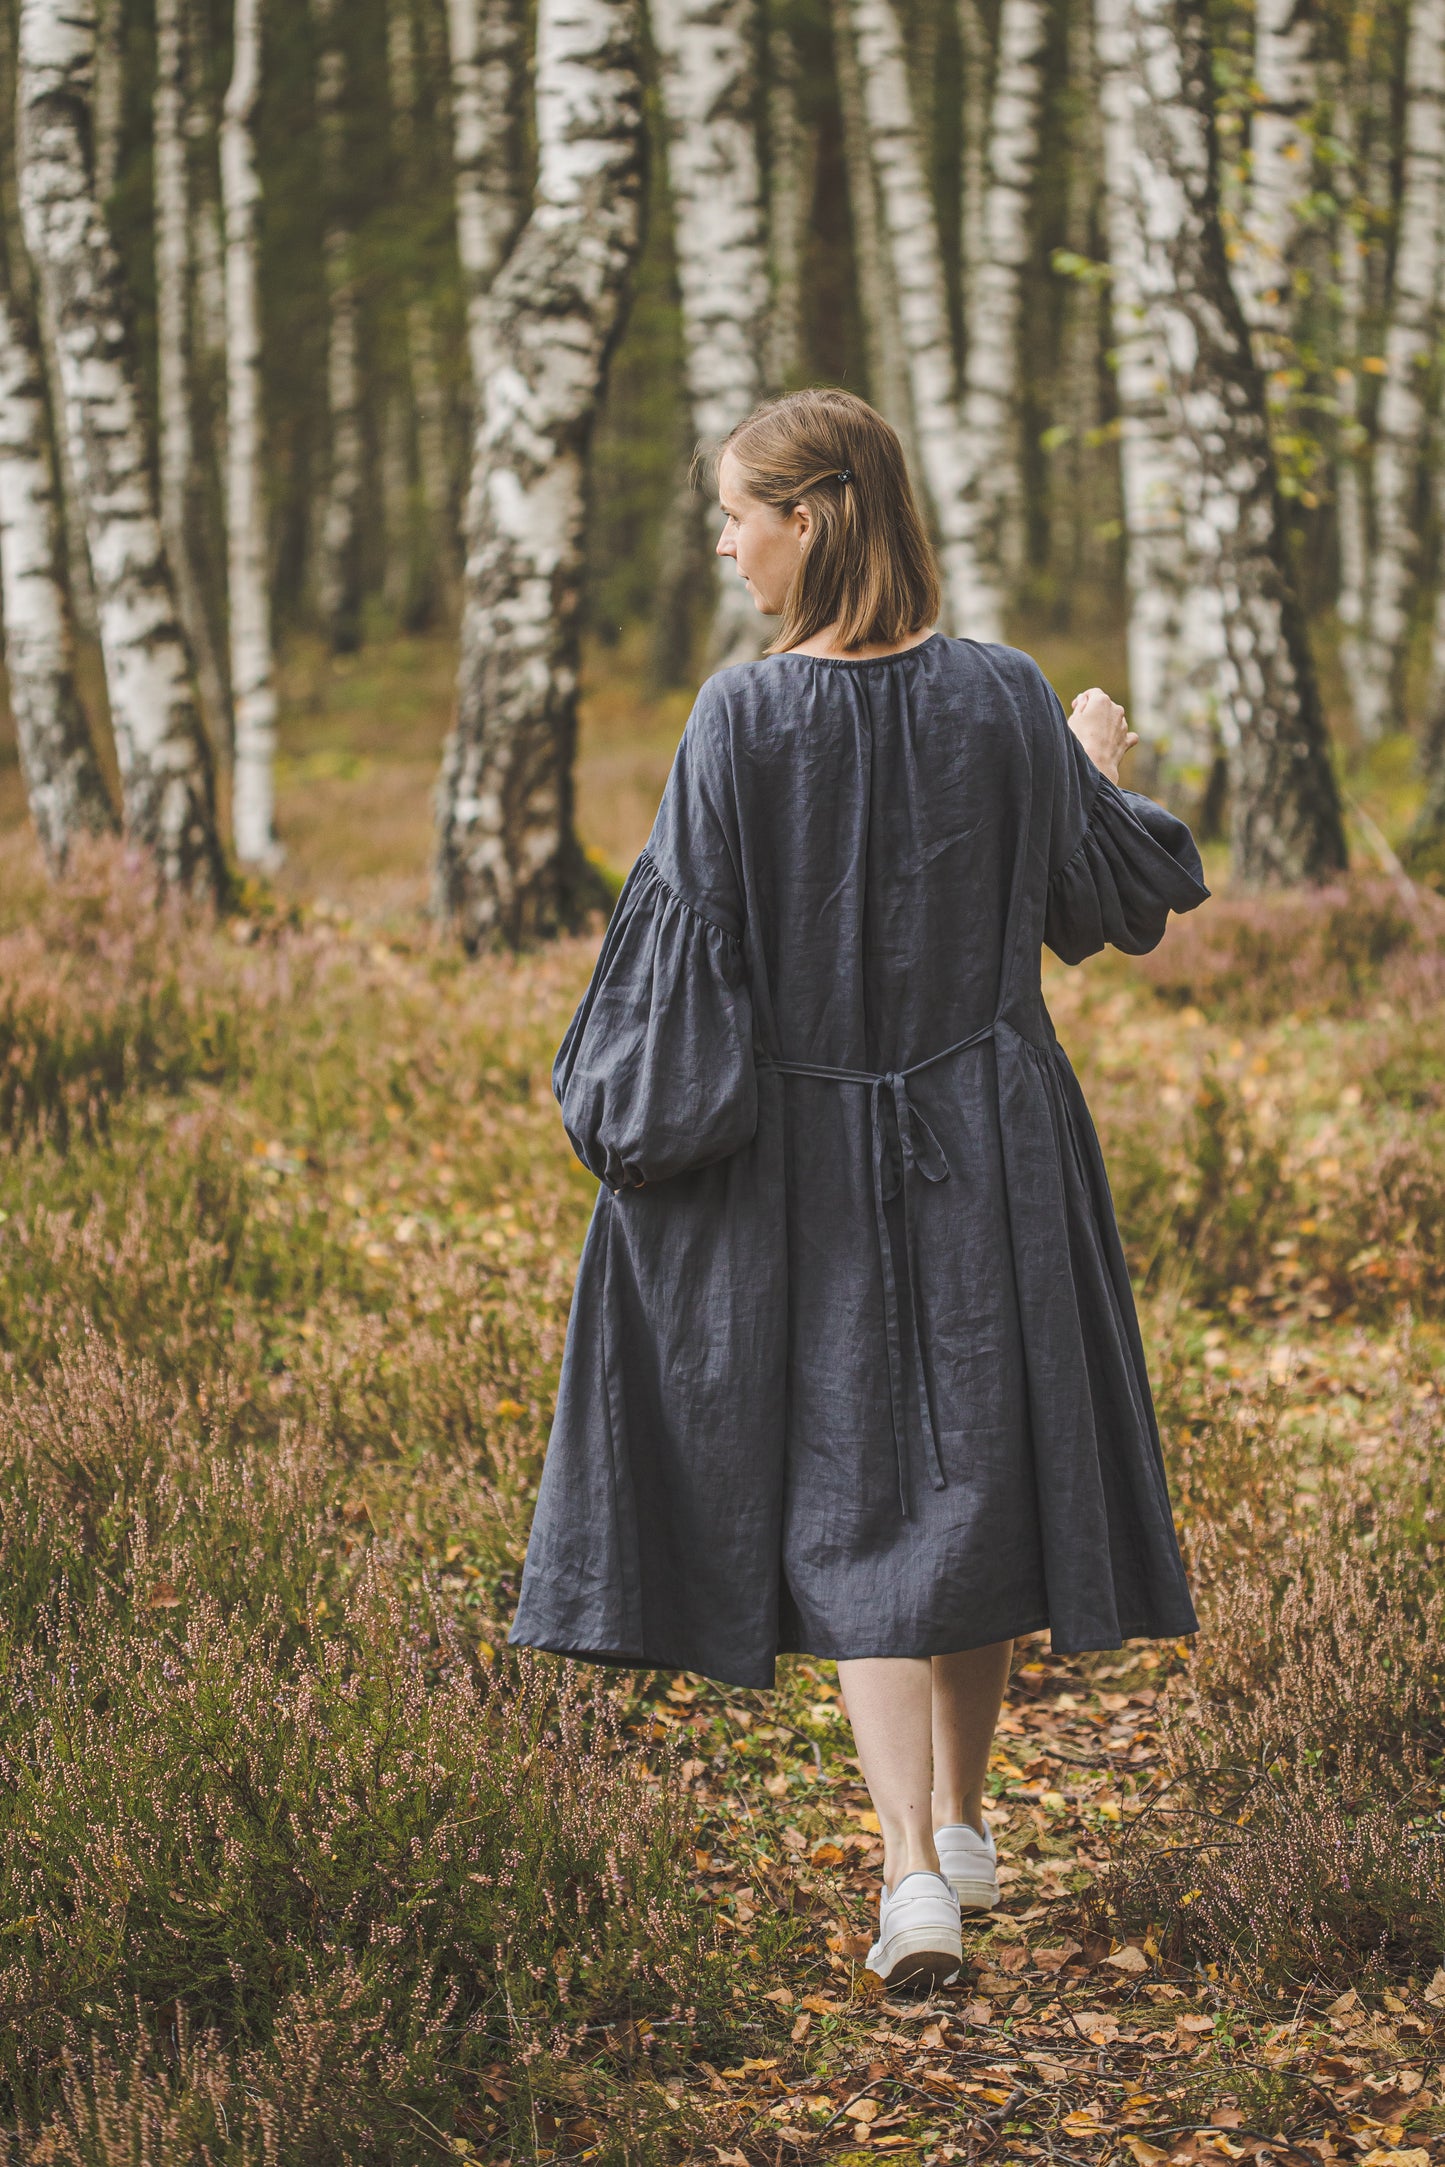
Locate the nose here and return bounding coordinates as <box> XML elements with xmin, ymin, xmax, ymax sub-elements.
<box><xmin>716</xmin><ymin>527</ymin><xmax>734</xmax><ymax>559</ymax></box>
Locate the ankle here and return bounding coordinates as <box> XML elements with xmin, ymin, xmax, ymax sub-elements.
<box><xmin>883</xmin><ymin>1832</ymin><xmax>941</xmax><ymax>1889</ymax></box>
<box><xmin>932</xmin><ymin>1797</ymin><xmax>988</xmax><ymax>1839</ymax></box>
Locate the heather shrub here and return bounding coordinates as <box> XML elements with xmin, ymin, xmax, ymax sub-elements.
<box><xmin>1136</xmin><ymin>875</ymin><xmax>1445</xmax><ymax>1023</ymax></box>
<box><xmin>1100</xmin><ymin>1461</ymin><xmax>1445</xmax><ymax>1989</ymax></box>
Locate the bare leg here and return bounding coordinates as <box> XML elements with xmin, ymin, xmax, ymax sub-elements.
<box><xmin>836</xmin><ymin>1656</ymin><xmax>939</xmax><ymax>1890</ymax></box>
<box><xmin>930</xmin><ymin>1640</ymin><xmax>1013</xmax><ymax>1834</ymax></box>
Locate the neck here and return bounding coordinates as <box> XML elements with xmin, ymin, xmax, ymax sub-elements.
<box><xmin>786</xmin><ymin>624</ymin><xmax>936</xmax><ymax>660</ymax></box>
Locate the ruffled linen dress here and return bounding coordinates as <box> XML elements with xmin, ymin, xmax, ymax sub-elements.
<box><xmin>510</xmin><ymin>634</ymin><xmax>1209</xmax><ymax>1689</ymax></box>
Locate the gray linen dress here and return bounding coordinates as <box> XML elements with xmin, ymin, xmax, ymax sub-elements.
<box><xmin>509</xmin><ymin>634</ymin><xmax>1209</xmax><ymax>1689</ymax></box>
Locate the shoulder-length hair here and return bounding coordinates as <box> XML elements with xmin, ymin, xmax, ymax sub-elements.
<box><xmin>697</xmin><ymin>389</ymin><xmax>941</xmax><ymax>656</ymax></box>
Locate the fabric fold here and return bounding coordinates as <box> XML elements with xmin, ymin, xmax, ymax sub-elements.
<box><xmin>1045</xmin><ymin>771</ymin><xmax>1210</xmax><ymax>966</ymax></box>
<box><xmin>554</xmin><ymin>849</ymin><xmax>758</xmax><ymax>1191</ymax></box>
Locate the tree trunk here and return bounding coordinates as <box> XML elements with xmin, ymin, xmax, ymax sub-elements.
<box><xmin>652</xmin><ymin>0</ymin><xmax>771</xmax><ymax>667</ymax></box>
<box><xmin>432</xmin><ymin>0</ymin><xmax>645</xmax><ymax>948</ymax></box>
<box><xmin>1095</xmin><ymin>0</ymin><xmax>1217</xmax><ymax>771</ymax></box>
<box><xmin>444</xmin><ymin>0</ymin><xmax>524</xmax><ymax>399</ymax></box>
<box><xmin>221</xmin><ymin>0</ymin><xmax>279</xmax><ymax>868</ymax></box>
<box><xmin>1104</xmin><ymin>0</ymin><xmax>1345</xmax><ymax>883</ymax></box>
<box><xmin>831</xmin><ymin>0</ymin><xmax>916</xmax><ymax>467</ymax></box>
<box><xmin>1348</xmin><ymin>0</ymin><xmax>1445</xmax><ymax>743</ymax></box>
<box><xmin>154</xmin><ymin>0</ymin><xmax>230</xmax><ymax>750</ymax></box>
<box><xmin>17</xmin><ymin>0</ymin><xmax>224</xmax><ymax>896</ymax></box>
<box><xmin>1333</xmin><ymin>68</ymin><xmax>1369</xmax><ymax>710</ymax></box>
<box><xmin>312</xmin><ymin>0</ymin><xmax>364</xmax><ymax>652</ymax></box>
<box><xmin>959</xmin><ymin>0</ymin><xmax>1048</xmax><ymax>588</ymax></box>
<box><xmin>841</xmin><ymin>0</ymin><xmax>995</xmax><ymax>635</ymax></box>
<box><xmin>765</xmin><ymin>17</ymin><xmax>812</xmax><ymax>391</ymax></box>
<box><xmin>956</xmin><ymin>0</ymin><xmax>989</xmax><ymax>323</ymax></box>
<box><xmin>0</xmin><ymin>286</ymin><xmax>114</xmax><ymax>869</ymax></box>
<box><xmin>1236</xmin><ymin>0</ymin><xmax>1313</xmax><ymax>356</ymax></box>
<box><xmin>93</xmin><ymin>0</ymin><xmax>122</xmax><ymax>201</ymax></box>
<box><xmin>390</xmin><ymin>0</ymin><xmax>460</xmax><ymax>618</ymax></box>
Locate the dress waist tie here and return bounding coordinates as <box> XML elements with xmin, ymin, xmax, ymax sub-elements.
<box><xmin>761</xmin><ymin>1024</ymin><xmax>996</xmax><ymax>1519</ymax></box>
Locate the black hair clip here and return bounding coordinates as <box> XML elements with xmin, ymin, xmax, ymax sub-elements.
<box><xmin>835</xmin><ymin>467</ymin><xmax>854</xmax><ymax>483</ymax></box>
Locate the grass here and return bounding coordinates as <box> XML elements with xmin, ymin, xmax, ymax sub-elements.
<box><xmin>0</xmin><ymin>630</ymin><xmax>1443</xmax><ymax>2162</ymax></box>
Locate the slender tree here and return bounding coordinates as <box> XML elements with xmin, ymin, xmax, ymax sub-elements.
<box><xmin>959</xmin><ymin>0</ymin><xmax>1048</xmax><ymax>585</ymax></box>
<box><xmin>765</xmin><ymin>13</ymin><xmax>811</xmax><ymax>391</ymax></box>
<box><xmin>831</xmin><ymin>0</ymin><xmax>916</xmax><ymax>466</ymax></box>
<box><xmin>1102</xmin><ymin>0</ymin><xmax>1346</xmax><ymax>883</ymax></box>
<box><xmin>444</xmin><ymin>0</ymin><xmax>524</xmax><ymax>398</ymax></box>
<box><xmin>221</xmin><ymin>0</ymin><xmax>279</xmax><ymax>867</ymax></box>
<box><xmin>0</xmin><ymin>283</ymin><xmax>114</xmax><ymax>869</ymax></box>
<box><xmin>841</xmin><ymin>0</ymin><xmax>996</xmax><ymax>634</ymax></box>
<box><xmin>1332</xmin><ymin>61</ymin><xmax>1370</xmax><ymax>702</ymax></box>
<box><xmin>154</xmin><ymin>0</ymin><xmax>229</xmax><ymax>746</ymax></box>
<box><xmin>1346</xmin><ymin>0</ymin><xmax>1445</xmax><ymax>742</ymax></box>
<box><xmin>651</xmin><ymin>0</ymin><xmax>771</xmax><ymax>666</ymax></box>
<box><xmin>17</xmin><ymin>0</ymin><xmax>224</xmax><ymax>895</ymax></box>
<box><xmin>1096</xmin><ymin>0</ymin><xmax>1220</xmax><ymax>772</ymax></box>
<box><xmin>1236</xmin><ymin>0</ymin><xmax>1314</xmax><ymax>357</ymax></box>
<box><xmin>389</xmin><ymin>0</ymin><xmax>459</xmax><ymax>617</ymax></box>
<box><xmin>312</xmin><ymin>0</ymin><xmax>364</xmax><ymax>652</ymax></box>
<box><xmin>432</xmin><ymin>0</ymin><xmax>645</xmax><ymax>947</ymax></box>
<box><xmin>956</xmin><ymin>0</ymin><xmax>989</xmax><ymax>321</ymax></box>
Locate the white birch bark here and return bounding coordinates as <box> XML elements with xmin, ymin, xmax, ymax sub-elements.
<box><xmin>1096</xmin><ymin>0</ymin><xmax>1219</xmax><ymax>769</ymax></box>
<box><xmin>764</xmin><ymin>17</ymin><xmax>811</xmax><ymax>392</ymax></box>
<box><xmin>433</xmin><ymin>0</ymin><xmax>645</xmax><ymax>946</ymax></box>
<box><xmin>390</xmin><ymin>0</ymin><xmax>460</xmax><ymax>608</ymax></box>
<box><xmin>959</xmin><ymin>0</ymin><xmax>1047</xmax><ymax>584</ymax></box>
<box><xmin>312</xmin><ymin>0</ymin><xmax>364</xmax><ymax>651</ymax></box>
<box><xmin>1098</xmin><ymin>0</ymin><xmax>1346</xmax><ymax>882</ymax></box>
<box><xmin>1333</xmin><ymin>78</ymin><xmax>1369</xmax><ymax>709</ymax></box>
<box><xmin>445</xmin><ymin>0</ymin><xmax>524</xmax><ymax>397</ymax></box>
<box><xmin>92</xmin><ymin>0</ymin><xmax>122</xmax><ymax>200</ymax></box>
<box><xmin>1236</xmin><ymin>0</ymin><xmax>1313</xmax><ymax>354</ymax></box>
<box><xmin>0</xmin><ymin>287</ymin><xmax>114</xmax><ymax>867</ymax></box>
<box><xmin>17</xmin><ymin>0</ymin><xmax>223</xmax><ymax>895</ymax></box>
<box><xmin>154</xmin><ymin>0</ymin><xmax>229</xmax><ymax>747</ymax></box>
<box><xmin>221</xmin><ymin>0</ymin><xmax>279</xmax><ymax>867</ymax></box>
<box><xmin>652</xmin><ymin>0</ymin><xmax>771</xmax><ymax>666</ymax></box>
<box><xmin>842</xmin><ymin>0</ymin><xmax>996</xmax><ymax>635</ymax></box>
<box><xmin>831</xmin><ymin>0</ymin><xmax>916</xmax><ymax>468</ymax></box>
<box><xmin>956</xmin><ymin>0</ymin><xmax>989</xmax><ymax>322</ymax></box>
<box><xmin>1349</xmin><ymin>0</ymin><xmax>1445</xmax><ymax>742</ymax></box>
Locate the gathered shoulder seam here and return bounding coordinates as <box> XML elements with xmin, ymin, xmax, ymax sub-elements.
<box><xmin>1048</xmin><ymin>768</ymin><xmax>1124</xmax><ymax>885</ymax></box>
<box><xmin>637</xmin><ymin>848</ymin><xmax>743</xmax><ymax>944</ymax></box>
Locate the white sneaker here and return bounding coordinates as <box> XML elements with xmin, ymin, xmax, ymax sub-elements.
<box><xmin>934</xmin><ymin>1820</ymin><xmax>999</xmax><ymax>1911</ymax></box>
<box><xmin>864</xmin><ymin>1872</ymin><xmax>963</xmax><ymax>1991</ymax></box>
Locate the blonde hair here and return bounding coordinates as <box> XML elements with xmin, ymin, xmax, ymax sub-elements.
<box><xmin>698</xmin><ymin>389</ymin><xmax>941</xmax><ymax>656</ymax></box>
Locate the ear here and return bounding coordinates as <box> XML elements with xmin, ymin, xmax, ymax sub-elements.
<box><xmin>791</xmin><ymin>497</ymin><xmax>813</xmax><ymax>547</ymax></box>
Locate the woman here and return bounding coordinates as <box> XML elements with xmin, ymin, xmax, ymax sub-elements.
<box><xmin>510</xmin><ymin>389</ymin><xmax>1208</xmax><ymax>1990</ymax></box>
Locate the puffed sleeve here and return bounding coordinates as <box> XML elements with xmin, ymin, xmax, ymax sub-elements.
<box><xmin>553</xmin><ymin>687</ymin><xmax>757</xmax><ymax>1190</ymax></box>
<box><xmin>1043</xmin><ymin>687</ymin><xmax>1210</xmax><ymax>966</ymax></box>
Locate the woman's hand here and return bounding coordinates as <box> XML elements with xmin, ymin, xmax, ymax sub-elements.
<box><xmin>1068</xmin><ymin>687</ymin><xmax>1138</xmax><ymax>784</ymax></box>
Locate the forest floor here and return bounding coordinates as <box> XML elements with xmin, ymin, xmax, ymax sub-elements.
<box><xmin>0</xmin><ymin>631</ymin><xmax>1442</xmax><ymax>2165</ymax></box>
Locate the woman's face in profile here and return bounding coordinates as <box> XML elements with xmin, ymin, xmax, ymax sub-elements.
<box><xmin>715</xmin><ymin>449</ymin><xmax>811</xmax><ymax>617</ymax></box>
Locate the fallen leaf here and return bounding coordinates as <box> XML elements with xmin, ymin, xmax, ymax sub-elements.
<box><xmin>1071</xmin><ymin>2010</ymin><xmax>1120</xmax><ymax>2042</ymax></box>
<box><xmin>1106</xmin><ymin>1942</ymin><xmax>1150</xmax><ymax>1973</ymax></box>
<box><xmin>1177</xmin><ymin>2013</ymin><xmax>1215</xmax><ymax>2035</ymax></box>
<box><xmin>1357</xmin><ymin>2153</ymin><xmax>1430</xmax><ymax>2167</ymax></box>
<box><xmin>1062</xmin><ymin>2108</ymin><xmax>1103</xmax><ymax>2135</ymax></box>
<box><xmin>1423</xmin><ymin>1968</ymin><xmax>1445</xmax><ymax>2007</ymax></box>
<box><xmin>147</xmin><ymin>1580</ymin><xmax>182</xmax><ymax>1609</ymax></box>
<box><xmin>799</xmin><ymin>1993</ymin><xmax>842</xmax><ymax>2015</ymax></box>
<box><xmin>762</xmin><ymin>1986</ymin><xmax>793</xmax><ymax>2007</ymax></box>
<box><xmin>1125</xmin><ymin>2142</ymin><xmax>1169</xmax><ymax>2167</ymax></box>
<box><xmin>848</xmin><ymin>2097</ymin><xmax>880</xmax><ymax>2124</ymax></box>
<box><xmin>1034</xmin><ymin>1940</ymin><xmax>1082</xmax><ymax>1973</ymax></box>
<box><xmin>790</xmin><ymin>2011</ymin><xmax>811</xmax><ymax>2042</ymax></box>
<box><xmin>1327</xmin><ymin>1989</ymin><xmax>1361</xmax><ymax>2018</ymax></box>
<box><xmin>811</xmin><ymin>1843</ymin><xmax>846</xmax><ymax>1868</ymax></box>
<box><xmin>847</xmin><ymin>1808</ymin><xmax>882</xmax><ymax>1834</ymax></box>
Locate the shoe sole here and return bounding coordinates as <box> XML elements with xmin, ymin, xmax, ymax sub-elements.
<box><xmin>866</xmin><ymin>1929</ymin><xmax>963</xmax><ymax>1992</ymax></box>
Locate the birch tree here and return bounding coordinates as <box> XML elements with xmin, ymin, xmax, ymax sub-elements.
<box><xmin>1096</xmin><ymin>0</ymin><xmax>1220</xmax><ymax>771</ymax></box>
<box><xmin>1099</xmin><ymin>0</ymin><xmax>1346</xmax><ymax>883</ymax></box>
<box><xmin>652</xmin><ymin>0</ymin><xmax>771</xmax><ymax>666</ymax></box>
<box><xmin>831</xmin><ymin>0</ymin><xmax>916</xmax><ymax>465</ymax></box>
<box><xmin>445</xmin><ymin>0</ymin><xmax>524</xmax><ymax>397</ymax></box>
<box><xmin>221</xmin><ymin>0</ymin><xmax>279</xmax><ymax>867</ymax></box>
<box><xmin>154</xmin><ymin>0</ymin><xmax>229</xmax><ymax>744</ymax></box>
<box><xmin>17</xmin><ymin>0</ymin><xmax>224</xmax><ymax>895</ymax></box>
<box><xmin>841</xmin><ymin>0</ymin><xmax>996</xmax><ymax>635</ymax></box>
<box><xmin>0</xmin><ymin>285</ymin><xmax>114</xmax><ymax>868</ymax></box>
<box><xmin>1333</xmin><ymin>73</ymin><xmax>1369</xmax><ymax>699</ymax></box>
<box><xmin>433</xmin><ymin>0</ymin><xmax>645</xmax><ymax>947</ymax></box>
<box><xmin>765</xmin><ymin>16</ymin><xmax>811</xmax><ymax>390</ymax></box>
<box><xmin>1346</xmin><ymin>0</ymin><xmax>1445</xmax><ymax>743</ymax></box>
<box><xmin>1236</xmin><ymin>0</ymin><xmax>1314</xmax><ymax>357</ymax></box>
<box><xmin>956</xmin><ymin>0</ymin><xmax>989</xmax><ymax>320</ymax></box>
<box><xmin>958</xmin><ymin>0</ymin><xmax>1048</xmax><ymax>584</ymax></box>
<box><xmin>312</xmin><ymin>0</ymin><xmax>364</xmax><ymax>652</ymax></box>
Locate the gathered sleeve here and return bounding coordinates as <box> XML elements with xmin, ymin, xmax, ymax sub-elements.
<box><xmin>553</xmin><ymin>687</ymin><xmax>757</xmax><ymax>1191</ymax></box>
<box><xmin>1042</xmin><ymin>689</ymin><xmax>1210</xmax><ymax>966</ymax></box>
